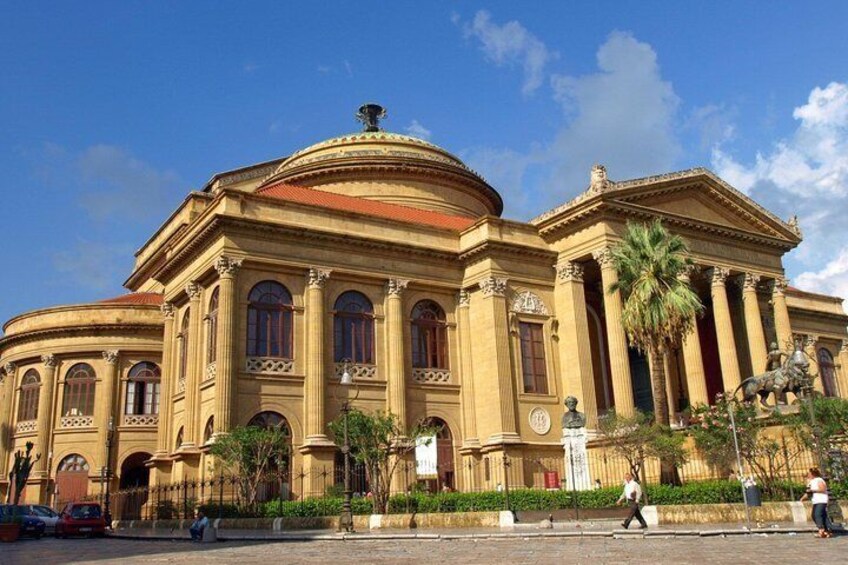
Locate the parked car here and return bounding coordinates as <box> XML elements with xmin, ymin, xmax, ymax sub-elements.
<box><xmin>19</xmin><ymin>504</ymin><xmax>60</xmax><ymax>532</ymax></box>
<box><xmin>55</xmin><ymin>502</ymin><xmax>106</xmax><ymax>538</ymax></box>
<box><xmin>0</xmin><ymin>505</ymin><xmax>46</xmax><ymax>539</ymax></box>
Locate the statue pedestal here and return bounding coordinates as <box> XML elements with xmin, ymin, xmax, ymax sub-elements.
<box><xmin>561</xmin><ymin>427</ymin><xmax>592</xmax><ymax>491</ymax></box>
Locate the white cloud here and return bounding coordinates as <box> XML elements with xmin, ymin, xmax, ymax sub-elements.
<box><xmin>462</xmin><ymin>145</ymin><xmax>546</xmax><ymax>218</ymax></box>
<box><xmin>77</xmin><ymin>144</ymin><xmax>182</xmax><ymax>220</ymax></box>
<box><xmin>463</xmin><ymin>10</ymin><xmax>556</xmax><ymax>95</ymax></box>
<box><xmin>243</xmin><ymin>62</ymin><xmax>260</xmax><ymax>74</ymax></box>
<box><xmin>52</xmin><ymin>240</ymin><xmax>134</xmax><ymax>292</ymax></box>
<box><xmin>686</xmin><ymin>104</ymin><xmax>737</xmax><ymax>151</ymax></box>
<box><xmin>545</xmin><ymin>32</ymin><xmax>681</xmax><ymax>197</ymax></box>
<box><xmin>712</xmin><ymin>82</ymin><xmax>848</xmax><ymax>310</ymax></box>
<box><xmin>405</xmin><ymin>120</ymin><xmax>432</xmax><ymax>140</ymax></box>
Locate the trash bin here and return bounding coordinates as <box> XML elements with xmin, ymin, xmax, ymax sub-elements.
<box><xmin>745</xmin><ymin>485</ymin><xmax>762</xmax><ymax>507</ymax></box>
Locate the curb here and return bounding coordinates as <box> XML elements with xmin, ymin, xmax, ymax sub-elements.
<box><xmin>108</xmin><ymin>526</ymin><xmax>832</xmax><ymax>543</ymax></box>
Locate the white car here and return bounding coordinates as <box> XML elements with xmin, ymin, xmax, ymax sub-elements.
<box><xmin>21</xmin><ymin>504</ymin><xmax>60</xmax><ymax>532</ymax></box>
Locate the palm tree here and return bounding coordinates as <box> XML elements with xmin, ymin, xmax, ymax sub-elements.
<box><xmin>609</xmin><ymin>220</ymin><xmax>703</xmax><ymax>426</ymax></box>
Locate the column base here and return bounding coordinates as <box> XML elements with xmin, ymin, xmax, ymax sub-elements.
<box><xmin>301</xmin><ymin>435</ymin><xmax>336</xmax><ymax>451</ymax></box>
<box><xmin>483</xmin><ymin>432</ymin><xmax>523</xmax><ymax>447</ymax></box>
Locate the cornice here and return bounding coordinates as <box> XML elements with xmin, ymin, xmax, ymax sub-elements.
<box><xmin>786</xmin><ymin>306</ymin><xmax>848</xmax><ymax>325</ymax></box>
<box><xmin>152</xmin><ymin>215</ymin><xmax>461</xmax><ymax>285</ymax></box>
<box><xmin>458</xmin><ymin>239</ymin><xmax>557</xmax><ymax>266</ymax></box>
<box><xmin>0</xmin><ymin>323</ymin><xmax>163</xmax><ymax>351</ymax></box>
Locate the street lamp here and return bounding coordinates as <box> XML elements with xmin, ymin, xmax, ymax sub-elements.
<box><xmin>724</xmin><ymin>397</ymin><xmax>751</xmax><ymax>531</ymax></box>
<box><xmin>337</xmin><ymin>360</ymin><xmax>360</xmax><ymax>533</ymax></box>
<box><xmin>104</xmin><ymin>416</ymin><xmax>115</xmax><ymax>528</ymax></box>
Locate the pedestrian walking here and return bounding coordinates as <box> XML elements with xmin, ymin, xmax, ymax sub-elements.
<box><xmin>800</xmin><ymin>467</ymin><xmax>832</xmax><ymax>538</ymax></box>
<box><xmin>616</xmin><ymin>473</ymin><xmax>647</xmax><ymax>529</ymax></box>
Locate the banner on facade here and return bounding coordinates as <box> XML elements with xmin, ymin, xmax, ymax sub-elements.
<box><xmin>415</xmin><ymin>434</ymin><xmax>437</xmax><ymax>479</ymax></box>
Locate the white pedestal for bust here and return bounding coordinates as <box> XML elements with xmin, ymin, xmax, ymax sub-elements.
<box><xmin>561</xmin><ymin>427</ymin><xmax>592</xmax><ymax>491</ymax></box>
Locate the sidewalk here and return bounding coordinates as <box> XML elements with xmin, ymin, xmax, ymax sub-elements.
<box><xmin>110</xmin><ymin>520</ymin><xmax>831</xmax><ymax>542</ymax></box>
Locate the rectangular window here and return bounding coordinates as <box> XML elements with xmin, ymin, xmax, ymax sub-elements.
<box><xmin>519</xmin><ymin>322</ymin><xmax>548</xmax><ymax>394</ymax></box>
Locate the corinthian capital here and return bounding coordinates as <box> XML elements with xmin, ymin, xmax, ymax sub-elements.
<box><xmin>591</xmin><ymin>247</ymin><xmax>614</xmax><ymax>267</ymax></box>
<box><xmin>710</xmin><ymin>267</ymin><xmax>730</xmax><ymax>286</ymax></box>
<box><xmin>185</xmin><ymin>281</ymin><xmax>203</xmax><ymax>300</ymax></box>
<box><xmin>102</xmin><ymin>350</ymin><xmax>120</xmax><ymax>365</ymax></box>
<box><xmin>742</xmin><ymin>273</ymin><xmax>761</xmax><ymax>291</ymax></box>
<box><xmin>386</xmin><ymin>278</ymin><xmax>410</xmax><ymax>296</ymax></box>
<box><xmin>215</xmin><ymin>256</ymin><xmax>243</xmax><ymax>278</ymax></box>
<box><xmin>841</xmin><ymin>339</ymin><xmax>848</xmax><ymax>354</ymax></box>
<box><xmin>479</xmin><ymin>276</ymin><xmax>507</xmax><ymax>297</ymax></box>
<box><xmin>772</xmin><ymin>277</ymin><xmax>789</xmax><ymax>295</ymax></box>
<box><xmin>161</xmin><ymin>302</ymin><xmax>175</xmax><ymax>319</ymax></box>
<box><xmin>804</xmin><ymin>334</ymin><xmax>819</xmax><ymax>349</ymax></box>
<box><xmin>457</xmin><ymin>289</ymin><xmax>471</xmax><ymax>308</ymax></box>
<box><xmin>307</xmin><ymin>267</ymin><xmax>332</xmax><ymax>288</ymax></box>
<box><xmin>41</xmin><ymin>354</ymin><xmax>57</xmax><ymax>368</ymax></box>
<box><xmin>3</xmin><ymin>362</ymin><xmax>15</xmax><ymax>378</ymax></box>
<box><xmin>555</xmin><ymin>261</ymin><xmax>584</xmax><ymax>283</ymax></box>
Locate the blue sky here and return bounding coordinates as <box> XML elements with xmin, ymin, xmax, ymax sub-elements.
<box><xmin>3</xmin><ymin>1</ymin><xmax>848</xmax><ymax>326</ymax></box>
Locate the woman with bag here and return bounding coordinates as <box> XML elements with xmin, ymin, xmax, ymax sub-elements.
<box><xmin>800</xmin><ymin>467</ymin><xmax>832</xmax><ymax>538</ymax></box>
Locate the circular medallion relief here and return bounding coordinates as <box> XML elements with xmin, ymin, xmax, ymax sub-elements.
<box><xmin>528</xmin><ymin>407</ymin><xmax>551</xmax><ymax>436</ymax></box>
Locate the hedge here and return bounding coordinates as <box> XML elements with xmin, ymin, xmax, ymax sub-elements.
<box><xmin>195</xmin><ymin>479</ymin><xmax>847</xmax><ymax>518</ymax></box>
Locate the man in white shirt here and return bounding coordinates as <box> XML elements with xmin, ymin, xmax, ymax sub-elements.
<box><xmin>616</xmin><ymin>473</ymin><xmax>647</xmax><ymax>529</ymax></box>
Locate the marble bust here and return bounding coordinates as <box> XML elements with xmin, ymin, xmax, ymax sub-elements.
<box><xmin>561</xmin><ymin>395</ymin><xmax>586</xmax><ymax>430</ymax></box>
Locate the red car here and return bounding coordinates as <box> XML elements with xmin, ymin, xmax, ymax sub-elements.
<box><xmin>55</xmin><ymin>502</ymin><xmax>106</xmax><ymax>538</ymax></box>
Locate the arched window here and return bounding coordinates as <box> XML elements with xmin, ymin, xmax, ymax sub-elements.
<box><xmin>204</xmin><ymin>416</ymin><xmax>215</xmax><ymax>444</ymax></box>
<box><xmin>62</xmin><ymin>363</ymin><xmax>96</xmax><ymax>417</ymax></box>
<box><xmin>247</xmin><ymin>411</ymin><xmax>291</xmax><ymax>433</ymax></box>
<box><xmin>818</xmin><ymin>348</ymin><xmax>839</xmax><ymax>397</ymax></box>
<box><xmin>207</xmin><ymin>287</ymin><xmax>219</xmax><ymax>364</ymax></box>
<box><xmin>17</xmin><ymin>369</ymin><xmax>40</xmax><ymax>422</ymax></box>
<box><xmin>247</xmin><ymin>281</ymin><xmax>294</xmax><ymax>358</ymax></box>
<box><xmin>125</xmin><ymin>362</ymin><xmax>161</xmax><ymax>415</ymax></box>
<box><xmin>58</xmin><ymin>454</ymin><xmax>89</xmax><ymax>472</ymax></box>
<box><xmin>175</xmin><ymin>427</ymin><xmax>184</xmax><ymax>450</ymax></box>
<box><xmin>411</xmin><ymin>300</ymin><xmax>448</xmax><ymax>369</ymax></box>
<box><xmin>179</xmin><ymin>309</ymin><xmax>190</xmax><ymax>385</ymax></box>
<box><xmin>333</xmin><ymin>291</ymin><xmax>374</xmax><ymax>363</ymax></box>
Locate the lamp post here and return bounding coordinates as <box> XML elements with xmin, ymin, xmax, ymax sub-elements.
<box><xmin>725</xmin><ymin>399</ymin><xmax>751</xmax><ymax>530</ymax></box>
<box><xmin>104</xmin><ymin>416</ymin><xmax>115</xmax><ymax>528</ymax></box>
<box><xmin>337</xmin><ymin>360</ymin><xmax>360</xmax><ymax>533</ymax></box>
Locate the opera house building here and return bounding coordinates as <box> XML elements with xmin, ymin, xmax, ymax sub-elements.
<box><xmin>2</xmin><ymin>107</ymin><xmax>847</xmax><ymax>505</ymax></box>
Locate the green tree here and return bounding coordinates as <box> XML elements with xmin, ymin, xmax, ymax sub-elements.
<box><xmin>209</xmin><ymin>425</ymin><xmax>290</xmax><ymax>511</ymax></box>
<box><xmin>609</xmin><ymin>220</ymin><xmax>703</xmax><ymax>426</ymax></box>
<box><xmin>596</xmin><ymin>410</ymin><xmax>688</xmax><ymax>500</ymax></box>
<box><xmin>328</xmin><ymin>409</ymin><xmax>436</xmax><ymax>514</ymax></box>
<box><xmin>688</xmin><ymin>396</ymin><xmax>804</xmax><ymax>497</ymax></box>
<box><xmin>785</xmin><ymin>396</ymin><xmax>848</xmax><ymax>479</ymax></box>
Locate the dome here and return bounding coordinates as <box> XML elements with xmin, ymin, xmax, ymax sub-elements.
<box><xmin>259</xmin><ymin>130</ymin><xmax>503</xmax><ymax>218</ymax></box>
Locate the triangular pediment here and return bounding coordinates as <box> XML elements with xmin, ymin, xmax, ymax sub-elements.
<box><xmin>607</xmin><ymin>169</ymin><xmax>800</xmax><ymax>243</ymax></box>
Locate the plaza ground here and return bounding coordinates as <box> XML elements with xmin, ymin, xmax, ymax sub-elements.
<box><xmin>4</xmin><ymin>534</ymin><xmax>847</xmax><ymax>565</ymax></box>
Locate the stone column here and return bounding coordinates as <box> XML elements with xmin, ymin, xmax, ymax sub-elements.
<box><xmin>554</xmin><ymin>261</ymin><xmax>598</xmax><ymax>428</ymax></box>
<box><xmin>154</xmin><ymin>303</ymin><xmax>176</xmax><ymax>458</ymax></box>
<box><xmin>0</xmin><ymin>363</ymin><xmax>16</xmax><ymax>477</ymax></box>
<box><xmin>593</xmin><ymin>247</ymin><xmax>635</xmax><ymax>417</ymax></box>
<box><xmin>804</xmin><ymin>335</ymin><xmax>824</xmax><ymax>394</ymax></box>
<box><xmin>214</xmin><ymin>257</ymin><xmax>242</xmax><ymax>436</ymax></box>
<box><xmin>478</xmin><ymin>276</ymin><xmax>519</xmax><ymax>442</ymax></box>
<box><xmin>838</xmin><ymin>340</ymin><xmax>848</xmax><ymax>399</ymax></box>
<box><xmin>182</xmin><ymin>281</ymin><xmax>203</xmax><ymax>449</ymax></box>
<box><xmin>385</xmin><ymin>278</ymin><xmax>409</xmax><ymax>430</ymax></box>
<box><xmin>97</xmin><ymin>351</ymin><xmax>119</xmax><ymax>473</ymax></box>
<box><xmin>680</xmin><ymin>319</ymin><xmax>709</xmax><ymax>406</ymax></box>
<box><xmin>741</xmin><ymin>273</ymin><xmax>768</xmax><ymax>375</ymax></box>
<box><xmin>304</xmin><ymin>267</ymin><xmax>331</xmax><ymax>444</ymax></box>
<box><xmin>457</xmin><ymin>290</ymin><xmax>480</xmax><ymax>449</ymax></box>
<box><xmin>710</xmin><ymin>267</ymin><xmax>742</xmax><ymax>393</ymax></box>
<box><xmin>33</xmin><ymin>354</ymin><xmax>57</xmax><ymax>477</ymax></box>
<box><xmin>771</xmin><ymin>278</ymin><xmax>794</xmax><ymax>351</ymax></box>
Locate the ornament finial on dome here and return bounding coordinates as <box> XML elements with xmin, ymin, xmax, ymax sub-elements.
<box><xmin>356</xmin><ymin>103</ymin><xmax>387</xmax><ymax>132</ymax></box>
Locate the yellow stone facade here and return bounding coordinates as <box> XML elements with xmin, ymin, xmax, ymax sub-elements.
<box><xmin>2</xmin><ymin>125</ymin><xmax>848</xmax><ymax>504</ymax></box>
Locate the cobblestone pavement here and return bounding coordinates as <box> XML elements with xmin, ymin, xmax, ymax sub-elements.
<box><xmin>4</xmin><ymin>535</ymin><xmax>847</xmax><ymax>565</ymax></box>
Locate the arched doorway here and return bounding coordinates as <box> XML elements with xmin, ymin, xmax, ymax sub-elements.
<box><xmin>118</xmin><ymin>452</ymin><xmax>151</xmax><ymax>520</ymax></box>
<box><xmin>247</xmin><ymin>411</ymin><xmax>292</xmax><ymax>501</ymax></box>
<box><xmin>417</xmin><ymin>418</ymin><xmax>455</xmax><ymax>492</ymax></box>
<box><xmin>55</xmin><ymin>454</ymin><xmax>90</xmax><ymax>506</ymax></box>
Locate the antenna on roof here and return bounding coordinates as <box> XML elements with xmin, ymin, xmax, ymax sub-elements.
<box><xmin>356</xmin><ymin>103</ymin><xmax>387</xmax><ymax>132</ymax></box>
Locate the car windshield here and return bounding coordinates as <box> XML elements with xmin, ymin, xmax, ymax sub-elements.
<box><xmin>70</xmin><ymin>505</ymin><xmax>102</xmax><ymax>519</ymax></box>
<box><xmin>34</xmin><ymin>506</ymin><xmax>58</xmax><ymax>517</ymax></box>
